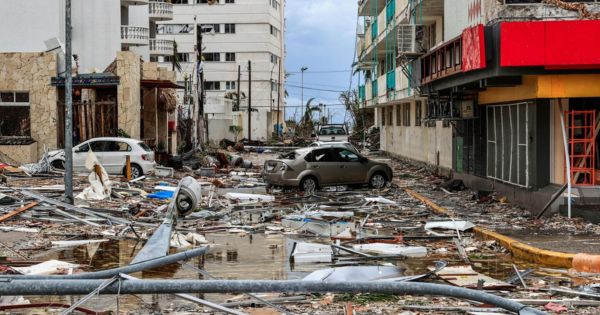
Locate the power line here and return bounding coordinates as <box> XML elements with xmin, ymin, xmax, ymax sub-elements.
<box><xmin>287</xmin><ymin>70</ymin><xmax>352</xmax><ymax>74</ymax></box>
<box><xmin>285</xmin><ymin>84</ymin><xmax>346</xmax><ymax>93</ymax></box>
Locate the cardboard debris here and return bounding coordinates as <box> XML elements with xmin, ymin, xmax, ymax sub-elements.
<box><xmin>431</xmin><ymin>265</ymin><xmax>514</xmax><ymax>290</ymax></box>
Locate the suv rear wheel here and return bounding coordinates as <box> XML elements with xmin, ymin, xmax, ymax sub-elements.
<box><xmin>300</xmin><ymin>176</ymin><xmax>318</xmax><ymax>194</ymax></box>
<box><xmin>369</xmin><ymin>172</ymin><xmax>387</xmax><ymax>189</ymax></box>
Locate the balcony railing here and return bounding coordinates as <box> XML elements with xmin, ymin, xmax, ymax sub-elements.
<box><xmin>149</xmin><ymin>1</ymin><xmax>174</xmax><ymax>21</ymax></box>
<box><xmin>121</xmin><ymin>26</ymin><xmax>149</xmax><ymax>46</ymax></box>
<box><xmin>121</xmin><ymin>0</ymin><xmax>149</xmax><ymax>6</ymax></box>
<box><xmin>149</xmin><ymin>39</ymin><xmax>175</xmax><ymax>56</ymax></box>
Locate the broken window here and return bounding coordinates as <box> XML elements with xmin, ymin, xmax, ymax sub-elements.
<box><xmin>403</xmin><ymin>103</ymin><xmax>411</xmax><ymax>127</ymax></box>
<box><xmin>0</xmin><ymin>91</ymin><xmax>30</xmax><ymax>137</ymax></box>
<box><xmin>396</xmin><ymin>105</ymin><xmax>402</xmax><ymax>126</ymax></box>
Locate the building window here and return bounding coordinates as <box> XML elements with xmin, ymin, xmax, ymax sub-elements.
<box><xmin>396</xmin><ymin>105</ymin><xmax>401</xmax><ymax>126</ymax></box>
<box><xmin>271</xmin><ymin>81</ymin><xmax>278</xmax><ymax>92</ymax></box>
<box><xmin>0</xmin><ymin>91</ymin><xmax>30</xmax><ymax>137</ymax></box>
<box><xmin>156</xmin><ymin>24</ymin><xmax>194</xmax><ymax>35</ymax></box>
<box><xmin>225</xmin><ymin>52</ymin><xmax>236</xmax><ymax>62</ymax></box>
<box><xmin>224</xmin><ymin>24</ymin><xmax>236</xmax><ymax>34</ymax></box>
<box><xmin>164</xmin><ymin>53</ymin><xmax>191</xmax><ymax>63</ymax></box>
<box><xmin>204</xmin><ymin>81</ymin><xmax>221</xmax><ymax>91</ymax></box>
<box><xmin>270</xmin><ymin>0</ymin><xmax>279</xmax><ymax>9</ymax></box>
<box><xmin>200</xmin><ymin>24</ymin><xmax>220</xmax><ymax>34</ymax></box>
<box><xmin>415</xmin><ymin>101</ymin><xmax>422</xmax><ymax>126</ymax></box>
<box><xmin>270</xmin><ymin>25</ymin><xmax>279</xmax><ymax>37</ymax></box>
<box><xmin>198</xmin><ymin>0</ymin><xmax>220</xmax><ymax>3</ymax></box>
<box><xmin>270</xmin><ymin>53</ymin><xmax>279</xmax><ymax>64</ymax></box>
<box><xmin>487</xmin><ymin>102</ymin><xmax>531</xmax><ymax>187</ymax></box>
<box><xmin>402</xmin><ymin>103</ymin><xmax>410</xmax><ymax>126</ymax></box>
<box><xmin>225</xmin><ymin>0</ymin><xmax>235</xmax><ymax>3</ymax></box>
<box><xmin>381</xmin><ymin>108</ymin><xmax>385</xmax><ymax>126</ymax></box>
<box><xmin>225</xmin><ymin>81</ymin><xmax>236</xmax><ymax>90</ymax></box>
<box><xmin>204</xmin><ymin>52</ymin><xmax>220</xmax><ymax>62</ymax></box>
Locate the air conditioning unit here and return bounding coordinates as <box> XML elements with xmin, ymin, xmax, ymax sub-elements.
<box><xmin>397</xmin><ymin>24</ymin><xmax>428</xmax><ymax>55</ymax></box>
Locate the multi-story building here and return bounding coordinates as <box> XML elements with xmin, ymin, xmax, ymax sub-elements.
<box><xmin>357</xmin><ymin>0</ymin><xmax>600</xmax><ymax>216</ymax></box>
<box><xmin>0</xmin><ymin>0</ymin><xmax>180</xmax><ymax>162</ymax></box>
<box><xmin>155</xmin><ymin>0</ymin><xmax>286</xmax><ymax>143</ymax></box>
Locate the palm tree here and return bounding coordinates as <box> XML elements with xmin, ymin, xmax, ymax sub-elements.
<box><xmin>171</xmin><ymin>41</ymin><xmax>182</xmax><ymax>72</ymax></box>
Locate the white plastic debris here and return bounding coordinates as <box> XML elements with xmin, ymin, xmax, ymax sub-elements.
<box><xmin>303</xmin><ymin>266</ymin><xmax>405</xmax><ymax>282</ymax></box>
<box><xmin>291</xmin><ymin>242</ymin><xmax>333</xmax><ymax>264</ymax></box>
<box><xmin>170</xmin><ymin>232</ymin><xmax>192</xmax><ymax>249</ymax></box>
<box><xmin>185</xmin><ymin>232</ymin><xmax>209</xmax><ymax>245</ymax></box>
<box><xmin>51</xmin><ymin>239</ymin><xmax>109</xmax><ymax>248</ymax></box>
<box><xmin>0</xmin><ymin>226</ymin><xmax>40</xmax><ymax>233</ymax></box>
<box><xmin>75</xmin><ymin>150</ymin><xmax>111</xmax><ymax>201</ymax></box>
<box><xmin>352</xmin><ymin>243</ymin><xmax>428</xmax><ymax>257</ymax></box>
<box><xmin>13</xmin><ymin>260</ymin><xmax>81</xmax><ymax>275</ymax></box>
<box><xmin>365</xmin><ymin>196</ymin><xmax>397</xmax><ymax>204</ymax></box>
<box><xmin>225</xmin><ymin>192</ymin><xmax>275</xmax><ymax>204</ymax></box>
<box><xmin>424</xmin><ymin>221</ymin><xmax>475</xmax><ymax>233</ymax></box>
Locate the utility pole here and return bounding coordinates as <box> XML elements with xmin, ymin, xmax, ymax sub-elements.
<box><xmin>276</xmin><ymin>61</ymin><xmax>282</xmax><ymax>140</ymax></box>
<box><xmin>301</xmin><ymin>66</ymin><xmax>308</xmax><ymax>114</ymax></box>
<box><xmin>247</xmin><ymin>60</ymin><xmax>252</xmax><ymax>141</ymax></box>
<box><xmin>236</xmin><ymin>65</ymin><xmax>241</xmax><ymax>112</ymax></box>
<box><xmin>64</xmin><ymin>0</ymin><xmax>74</xmax><ymax>204</ymax></box>
<box><xmin>195</xmin><ymin>23</ymin><xmax>204</xmax><ymax>146</ymax></box>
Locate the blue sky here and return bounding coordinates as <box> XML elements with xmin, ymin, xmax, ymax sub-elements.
<box><xmin>284</xmin><ymin>0</ymin><xmax>358</xmax><ymax>124</ymax></box>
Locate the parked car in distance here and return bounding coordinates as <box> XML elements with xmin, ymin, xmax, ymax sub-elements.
<box><xmin>264</xmin><ymin>146</ymin><xmax>393</xmax><ymax>192</ymax></box>
<box><xmin>49</xmin><ymin>137</ymin><xmax>155</xmax><ymax>178</ymax></box>
<box><xmin>308</xmin><ymin>141</ymin><xmax>359</xmax><ymax>153</ymax></box>
<box><xmin>315</xmin><ymin>124</ymin><xmax>349</xmax><ymax>142</ymax></box>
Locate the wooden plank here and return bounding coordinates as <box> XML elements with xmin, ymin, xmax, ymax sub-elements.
<box><xmin>0</xmin><ymin>202</ymin><xmax>39</xmax><ymax>223</ymax></box>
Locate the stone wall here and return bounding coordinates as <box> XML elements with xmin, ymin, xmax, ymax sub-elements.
<box><xmin>116</xmin><ymin>51</ymin><xmax>141</xmax><ymax>139</ymax></box>
<box><xmin>0</xmin><ymin>143</ymin><xmax>37</xmax><ymax>164</ymax></box>
<box><xmin>0</xmin><ymin>52</ymin><xmax>58</xmax><ymax>157</ymax></box>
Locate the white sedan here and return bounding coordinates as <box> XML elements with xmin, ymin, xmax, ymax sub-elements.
<box><xmin>50</xmin><ymin>137</ymin><xmax>156</xmax><ymax>178</ymax></box>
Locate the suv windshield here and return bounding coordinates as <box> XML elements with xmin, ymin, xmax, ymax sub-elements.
<box><xmin>319</xmin><ymin>126</ymin><xmax>347</xmax><ymax>135</ymax></box>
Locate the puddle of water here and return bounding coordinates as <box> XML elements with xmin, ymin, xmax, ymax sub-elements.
<box><xmin>20</xmin><ymin>232</ymin><xmax>547</xmax><ymax>314</ymax></box>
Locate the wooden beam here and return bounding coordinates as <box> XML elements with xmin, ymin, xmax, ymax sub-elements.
<box><xmin>0</xmin><ymin>202</ymin><xmax>39</xmax><ymax>223</ymax></box>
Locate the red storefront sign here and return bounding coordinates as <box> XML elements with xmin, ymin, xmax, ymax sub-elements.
<box><xmin>500</xmin><ymin>20</ymin><xmax>600</xmax><ymax>68</ymax></box>
<box><xmin>462</xmin><ymin>24</ymin><xmax>486</xmax><ymax>72</ymax></box>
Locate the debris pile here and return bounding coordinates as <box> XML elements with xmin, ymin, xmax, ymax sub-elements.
<box><xmin>0</xmin><ymin>148</ymin><xmax>598</xmax><ymax>314</ymax></box>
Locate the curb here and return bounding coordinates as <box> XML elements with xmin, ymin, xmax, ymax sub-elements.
<box><xmin>404</xmin><ymin>188</ymin><xmax>592</xmax><ymax>270</ymax></box>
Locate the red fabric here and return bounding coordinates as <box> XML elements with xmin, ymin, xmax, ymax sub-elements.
<box><xmin>501</xmin><ymin>20</ymin><xmax>600</xmax><ymax>68</ymax></box>
<box><xmin>462</xmin><ymin>24</ymin><xmax>487</xmax><ymax>72</ymax></box>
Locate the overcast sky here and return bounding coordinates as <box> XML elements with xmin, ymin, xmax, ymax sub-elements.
<box><xmin>284</xmin><ymin>0</ymin><xmax>358</xmax><ymax>123</ymax></box>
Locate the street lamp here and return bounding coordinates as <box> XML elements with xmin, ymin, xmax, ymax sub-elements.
<box><xmin>300</xmin><ymin>66</ymin><xmax>308</xmax><ymax>111</ymax></box>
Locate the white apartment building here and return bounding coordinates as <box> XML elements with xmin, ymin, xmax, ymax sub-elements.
<box><xmin>0</xmin><ymin>0</ymin><xmax>166</xmax><ymax>72</ymax></box>
<box><xmin>155</xmin><ymin>0</ymin><xmax>286</xmax><ymax>142</ymax></box>
<box><xmin>0</xmin><ymin>0</ymin><xmax>181</xmax><ymax>161</ymax></box>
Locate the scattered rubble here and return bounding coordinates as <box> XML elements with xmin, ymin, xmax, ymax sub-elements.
<box><xmin>0</xmin><ymin>147</ymin><xmax>600</xmax><ymax>314</ymax></box>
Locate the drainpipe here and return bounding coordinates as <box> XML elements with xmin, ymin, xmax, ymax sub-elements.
<box><xmin>558</xmin><ymin>99</ymin><xmax>572</xmax><ymax>218</ymax></box>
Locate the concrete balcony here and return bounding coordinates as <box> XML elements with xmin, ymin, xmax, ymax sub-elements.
<box><xmin>121</xmin><ymin>26</ymin><xmax>149</xmax><ymax>46</ymax></box>
<box><xmin>149</xmin><ymin>1</ymin><xmax>173</xmax><ymax>21</ymax></box>
<box><xmin>121</xmin><ymin>0</ymin><xmax>149</xmax><ymax>6</ymax></box>
<box><xmin>149</xmin><ymin>39</ymin><xmax>174</xmax><ymax>56</ymax></box>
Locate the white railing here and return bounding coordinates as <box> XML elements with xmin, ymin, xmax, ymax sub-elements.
<box><xmin>149</xmin><ymin>1</ymin><xmax>174</xmax><ymax>20</ymax></box>
<box><xmin>121</xmin><ymin>26</ymin><xmax>149</xmax><ymax>46</ymax></box>
<box><xmin>149</xmin><ymin>39</ymin><xmax>175</xmax><ymax>56</ymax></box>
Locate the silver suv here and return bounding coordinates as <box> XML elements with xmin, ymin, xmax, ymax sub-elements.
<box><xmin>263</xmin><ymin>146</ymin><xmax>393</xmax><ymax>192</ymax></box>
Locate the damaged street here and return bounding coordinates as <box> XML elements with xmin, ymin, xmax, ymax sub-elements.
<box><xmin>1</xmin><ymin>146</ymin><xmax>600</xmax><ymax>314</ymax></box>
<box><xmin>3</xmin><ymin>0</ymin><xmax>600</xmax><ymax>314</ymax></box>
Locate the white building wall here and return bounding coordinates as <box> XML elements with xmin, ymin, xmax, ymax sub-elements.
<box><xmin>0</xmin><ymin>0</ymin><xmax>124</xmax><ymax>72</ymax></box>
<box><xmin>156</xmin><ymin>0</ymin><xmax>285</xmax><ymax>142</ymax></box>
